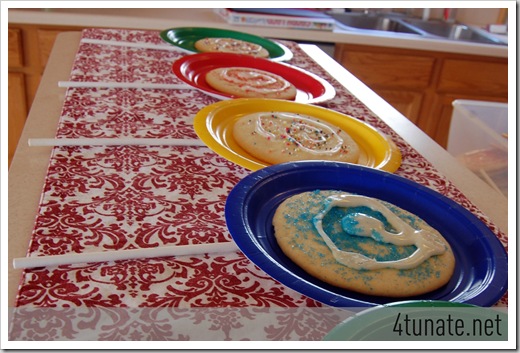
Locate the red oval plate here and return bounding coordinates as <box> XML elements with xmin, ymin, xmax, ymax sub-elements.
<box><xmin>171</xmin><ymin>52</ymin><xmax>335</xmax><ymax>104</ymax></box>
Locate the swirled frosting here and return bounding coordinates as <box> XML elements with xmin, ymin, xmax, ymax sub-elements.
<box><xmin>232</xmin><ymin>112</ymin><xmax>360</xmax><ymax>164</ymax></box>
<box><xmin>196</xmin><ymin>38</ymin><xmax>268</xmax><ymax>57</ymax></box>
<box><xmin>216</xmin><ymin>68</ymin><xmax>292</xmax><ymax>94</ymax></box>
<box><xmin>254</xmin><ymin>112</ymin><xmax>345</xmax><ymax>156</ymax></box>
<box><xmin>313</xmin><ymin>193</ymin><xmax>448</xmax><ymax>270</ymax></box>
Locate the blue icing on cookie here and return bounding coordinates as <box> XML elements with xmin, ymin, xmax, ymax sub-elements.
<box><xmin>341</xmin><ymin>213</ymin><xmax>385</xmax><ymax>243</ymax></box>
<box><xmin>319</xmin><ymin>204</ymin><xmax>417</xmax><ymax>263</ymax></box>
<box><xmin>341</xmin><ymin>213</ymin><xmax>362</xmax><ymax>234</ymax></box>
<box><xmin>281</xmin><ymin>190</ymin><xmax>431</xmax><ymax>266</ymax></box>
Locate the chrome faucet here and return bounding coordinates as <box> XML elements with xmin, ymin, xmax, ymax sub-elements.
<box><xmin>422</xmin><ymin>8</ymin><xmax>431</xmax><ymax>21</ymax></box>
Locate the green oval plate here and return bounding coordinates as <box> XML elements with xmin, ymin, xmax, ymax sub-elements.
<box><xmin>160</xmin><ymin>27</ymin><xmax>293</xmax><ymax>61</ymax></box>
<box><xmin>324</xmin><ymin>300</ymin><xmax>508</xmax><ymax>341</ymax></box>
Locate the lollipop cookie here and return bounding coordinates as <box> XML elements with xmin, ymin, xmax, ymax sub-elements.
<box><xmin>195</xmin><ymin>37</ymin><xmax>270</xmax><ymax>58</ymax></box>
<box><xmin>205</xmin><ymin>67</ymin><xmax>297</xmax><ymax>99</ymax></box>
<box><xmin>233</xmin><ymin>112</ymin><xmax>360</xmax><ymax>165</ymax></box>
<box><xmin>272</xmin><ymin>190</ymin><xmax>456</xmax><ymax>297</ymax></box>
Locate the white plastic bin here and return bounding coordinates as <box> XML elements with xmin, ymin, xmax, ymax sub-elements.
<box><xmin>448</xmin><ymin>100</ymin><xmax>508</xmax><ymax>197</ymax></box>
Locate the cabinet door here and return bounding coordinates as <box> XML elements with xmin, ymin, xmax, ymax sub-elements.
<box><xmin>438</xmin><ymin>59</ymin><xmax>508</xmax><ymax>97</ymax></box>
<box><xmin>335</xmin><ymin>48</ymin><xmax>434</xmax><ymax>89</ymax></box>
<box><xmin>377</xmin><ymin>89</ymin><xmax>424</xmax><ymax>125</ymax></box>
<box><xmin>334</xmin><ymin>44</ymin><xmax>433</xmax><ymax>125</ymax></box>
<box><xmin>8</xmin><ymin>72</ymin><xmax>28</xmax><ymax>168</ymax></box>
<box><xmin>8</xmin><ymin>28</ymin><xmax>24</xmax><ymax>67</ymax></box>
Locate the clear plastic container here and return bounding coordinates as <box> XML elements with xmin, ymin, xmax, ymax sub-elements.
<box><xmin>448</xmin><ymin>99</ymin><xmax>508</xmax><ymax>197</ymax></box>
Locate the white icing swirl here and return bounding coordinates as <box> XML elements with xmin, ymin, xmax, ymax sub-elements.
<box><xmin>218</xmin><ymin>68</ymin><xmax>291</xmax><ymax>94</ymax></box>
<box><xmin>205</xmin><ymin>38</ymin><xmax>264</xmax><ymax>55</ymax></box>
<box><xmin>252</xmin><ymin>112</ymin><xmax>345</xmax><ymax>156</ymax></box>
<box><xmin>312</xmin><ymin>194</ymin><xmax>448</xmax><ymax>270</ymax></box>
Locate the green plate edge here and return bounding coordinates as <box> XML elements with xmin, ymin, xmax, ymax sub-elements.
<box><xmin>324</xmin><ymin>300</ymin><xmax>508</xmax><ymax>341</ymax></box>
<box><xmin>160</xmin><ymin>27</ymin><xmax>289</xmax><ymax>59</ymax></box>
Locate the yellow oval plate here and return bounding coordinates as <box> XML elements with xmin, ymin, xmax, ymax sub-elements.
<box><xmin>194</xmin><ymin>99</ymin><xmax>402</xmax><ymax>172</ymax></box>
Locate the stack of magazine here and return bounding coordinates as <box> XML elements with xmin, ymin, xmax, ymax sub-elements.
<box><xmin>215</xmin><ymin>8</ymin><xmax>336</xmax><ymax>31</ymax></box>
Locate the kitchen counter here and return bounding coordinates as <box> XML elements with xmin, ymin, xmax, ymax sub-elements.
<box><xmin>7</xmin><ymin>31</ymin><xmax>508</xmax><ymax>310</ymax></box>
<box><xmin>8</xmin><ymin>8</ymin><xmax>508</xmax><ymax>58</ymax></box>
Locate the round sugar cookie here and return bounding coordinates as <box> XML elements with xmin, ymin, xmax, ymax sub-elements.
<box><xmin>272</xmin><ymin>190</ymin><xmax>456</xmax><ymax>297</ymax></box>
<box><xmin>233</xmin><ymin>112</ymin><xmax>360</xmax><ymax>165</ymax></box>
<box><xmin>194</xmin><ymin>37</ymin><xmax>270</xmax><ymax>58</ymax></box>
<box><xmin>205</xmin><ymin>67</ymin><xmax>297</xmax><ymax>99</ymax></box>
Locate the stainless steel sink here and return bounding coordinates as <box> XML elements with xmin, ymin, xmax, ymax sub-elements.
<box><xmin>330</xmin><ymin>13</ymin><xmax>422</xmax><ymax>35</ymax></box>
<box><xmin>329</xmin><ymin>12</ymin><xmax>507</xmax><ymax>46</ymax></box>
<box><xmin>403</xmin><ymin>18</ymin><xmax>507</xmax><ymax>46</ymax></box>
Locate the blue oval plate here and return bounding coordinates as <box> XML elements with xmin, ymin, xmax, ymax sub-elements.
<box><xmin>225</xmin><ymin>161</ymin><xmax>507</xmax><ymax>307</ymax></box>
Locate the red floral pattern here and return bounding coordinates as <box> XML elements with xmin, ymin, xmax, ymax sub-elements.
<box><xmin>10</xmin><ymin>28</ymin><xmax>507</xmax><ymax>341</ymax></box>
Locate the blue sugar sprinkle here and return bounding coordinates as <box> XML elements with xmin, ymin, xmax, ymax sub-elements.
<box><xmin>341</xmin><ymin>214</ymin><xmax>361</xmax><ymax>234</ymax></box>
<box><xmin>281</xmin><ymin>190</ymin><xmax>425</xmax><ymax>266</ymax></box>
<box><xmin>321</xmin><ymin>206</ymin><xmax>416</xmax><ymax>262</ymax></box>
<box><xmin>370</xmin><ymin>229</ymin><xmax>384</xmax><ymax>242</ymax></box>
<box><xmin>397</xmin><ymin>261</ymin><xmax>437</xmax><ymax>282</ymax></box>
